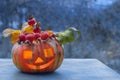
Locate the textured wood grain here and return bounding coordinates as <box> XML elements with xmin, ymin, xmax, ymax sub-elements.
<box><xmin>0</xmin><ymin>59</ymin><xmax>120</xmax><ymax>80</ymax></box>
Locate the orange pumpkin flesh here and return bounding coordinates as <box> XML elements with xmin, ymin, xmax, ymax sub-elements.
<box><xmin>12</xmin><ymin>39</ymin><xmax>64</xmax><ymax>73</ymax></box>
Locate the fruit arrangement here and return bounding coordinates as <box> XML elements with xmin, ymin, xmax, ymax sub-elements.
<box><xmin>2</xmin><ymin>16</ymin><xmax>80</xmax><ymax>73</ymax></box>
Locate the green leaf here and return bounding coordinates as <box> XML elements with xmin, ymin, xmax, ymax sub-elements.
<box><xmin>68</xmin><ymin>27</ymin><xmax>81</xmax><ymax>35</ymax></box>
<box><xmin>56</xmin><ymin>27</ymin><xmax>80</xmax><ymax>45</ymax></box>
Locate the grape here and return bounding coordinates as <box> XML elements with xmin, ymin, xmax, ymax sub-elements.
<box><xmin>25</xmin><ymin>34</ymin><xmax>34</xmax><ymax>42</ymax></box>
<box><xmin>40</xmin><ymin>32</ymin><xmax>49</xmax><ymax>40</ymax></box>
<box><xmin>34</xmin><ymin>33</ymin><xmax>40</xmax><ymax>40</ymax></box>
<box><xmin>33</xmin><ymin>27</ymin><xmax>41</xmax><ymax>33</ymax></box>
<box><xmin>28</xmin><ymin>18</ymin><xmax>36</xmax><ymax>26</ymax></box>
<box><xmin>19</xmin><ymin>34</ymin><xmax>26</xmax><ymax>41</ymax></box>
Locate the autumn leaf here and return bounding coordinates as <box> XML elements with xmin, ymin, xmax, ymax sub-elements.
<box><xmin>2</xmin><ymin>28</ymin><xmax>14</xmax><ymax>37</ymax></box>
<box><xmin>22</xmin><ymin>22</ymin><xmax>34</xmax><ymax>33</ymax></box>
<box><xmin>11</xmin><ymin>30</ymin><xmax>21</xmax><ymax>44</ymax></box>
<box><xmin>56</xmin><ymin>27</ymin><xmax>80</xmax><ymax>45</ymax></box>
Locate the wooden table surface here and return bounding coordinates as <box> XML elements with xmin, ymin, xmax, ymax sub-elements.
<box><xmin>0</xmin><ymin>59</ymin><xmax>120</xmax><ymax>80</ymax></box>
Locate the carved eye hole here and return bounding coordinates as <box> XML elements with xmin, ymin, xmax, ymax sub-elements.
<box><xmin>23</xmin><ymin>50</ymin><xmax>33</xmax><ymax>59</ymax></box>
<box><xmin>44</xmin><ymin>48</ymin><xmax>54</xmax><ymax>58</ymax></box>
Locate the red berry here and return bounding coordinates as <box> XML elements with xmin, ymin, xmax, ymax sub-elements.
<box><xmin>23</xmin><ymin>32</ymin><xmax>28</xmax><ymax>35</ymax></box>
<box><xmin>52</xmin><ymin>33</ymin><xmax>56</xmax><ymax>37</ymax></box>
<box><xmin>34</xmin><ymin>33</ymin><xmax>40</xmax><ymax>40</ymax></box>
<box><xmin>19</xmin><ymin>34</ymin><xmax>26</xmax><ymax>41</ymax></box>
<box><xmin>33</xmin><ymin>27</ymin><xmax>41</xmax><ymax>33</ymax></box>
<box><xmin>40</xmin><ymin>32</ymin><xmax>49</xmax><ymax>40</ymax></box>
<box><xmin>28</xmin><ymin>18</ymin><xmax>36</xmax><ymax>26</ymax></box>
<box><xmin>25</xmin><ymin>34</ymin><xmax>34</xmax><ymax>42</ymax></box>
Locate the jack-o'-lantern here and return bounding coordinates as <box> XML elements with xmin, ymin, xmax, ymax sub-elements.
<box><xmin>12</xmin><ymin>38</ymin><xmax>64</xmax><ymax>73</ymax></box>
<box><xmin>2</xmin><ymin>16</ymin><xmax>80</xmax><ymax>73</ymax></box>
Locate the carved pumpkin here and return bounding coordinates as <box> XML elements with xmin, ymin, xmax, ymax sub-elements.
<box><xmin>12</xmin><ymin>39</ymin><xmax>64</xmax><ymax>73</ymax></box>
<box><xmin>2</xmin><ymin>16</ymin><xmax>80</xmax><ymax>73</ymax></box>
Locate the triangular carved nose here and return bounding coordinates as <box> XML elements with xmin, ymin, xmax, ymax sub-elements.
<box><xmin>35</xmin><ymin>57</ymin><xmax>44</xmax><ymax>64</ymax></box>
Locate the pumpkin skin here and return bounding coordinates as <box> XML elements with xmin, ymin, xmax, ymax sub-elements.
<box><xmin>12</xmin><ymin>39</ymin><xmax>64</xmax><ymax>73</ymax></box>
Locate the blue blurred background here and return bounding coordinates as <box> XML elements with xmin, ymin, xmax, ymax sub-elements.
<box><xmin>0</xmin><ymin>0</ymin><xmax>120</xmax><ymax>73</ymax></box>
